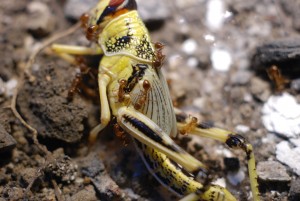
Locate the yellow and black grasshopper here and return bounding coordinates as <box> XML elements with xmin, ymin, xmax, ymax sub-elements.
<box><xmin>51</xmin><ymin>0</ymin><xmax>260</xmax><ymax>200</ymax></box>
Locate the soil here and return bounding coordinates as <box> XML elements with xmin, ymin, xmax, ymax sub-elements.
<box><xmin>1</xmin><ymin>0</ymin><xmax>300</xmax><ymax>201</ymax></box>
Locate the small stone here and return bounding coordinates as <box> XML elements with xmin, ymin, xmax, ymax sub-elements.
<box><xmin>21</xmin><ymin>168</ymin><xmax>37</xmax><ymax>186</ymax></box>
<box><xmin>224</xmin><ymin>157</ymin><xmax>245</xmax><ymax>186</ymax></box>
<box><xmin>276</xmin><ymin>141</ymin><xmax>300</xmax><ymax>176</ymax></box>
<box><xmin>291</xmin><ymin>78</ymin><xmax>300</xmax><ymax>92</ymax></box>
<box><xmin>250</xmin><ymin>77</ymin><xmax>271</xmax><ymax>102</ymax></box>
<box><xmin>26</xmin><ymin>1</ymin><xmax>56</xmax><ymax>37</ymax></box>
<box><xmin>289</xmin><ymin>178</ymin><xmax>300</xmax><ymax>201</ymax></box>
<box><xmin>136</xmin><ymin>0</ymin><xmax>171</xmax><ymax>21</ymax></box>
<box><xmin>70</xmin><ymin>185</ymin><xmax>97</xmax><ymax>201</ymax></box>
<box><xmin>80</xmin><ymin>153</ymin><xmax>122</xmax><ymax>200</ymax></box>
<box><xmin>64</xmin><ymin>0</ymin><xmax>99</xmax><ymax>20</ymax></box>
<box><xmin>230</xmin><ymin>70</ymin><xmax>252</xmax><ymax>85</ymax></box>
<box><xmin>0</xmin><ymin>124</ymin><xmax>16</xmax><ymax>152</ymax></box>
<box><xmin>235</xmin><ymin>124</ymin><xmax>250</xmax><ymax>134</ymax></box>
<box><xmin>257</xmin><ymin>161</ymin><xmax>291</xmax><ymax>192</ymax></box>
<box><xmin>182</xmin><ymin>39</ymin><xmax>198</xmax><ymax>55</ymax></box>
<box><xmin>262</xmin><ymin>93</ymin><xmax>300</xmax><ymax>139</ymax></box>
<box><xmin>257</xmin><ymin>161</ymin><xmax>291</xmax><ymax>182</ymax></box>
<box><xmin>206</xmin><ymin>0</ymin><xmax>225</xmax><ymax>31</ymax></box>
<box><xmin>210</xmin><ymin>48</ymin><xmax>232</xmax><ymax>71</ymax></box>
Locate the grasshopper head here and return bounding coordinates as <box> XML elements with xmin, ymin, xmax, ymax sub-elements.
<box><xmin>89</xmin><ymin>0</ymin><xmax>137</xmax><ymax>28</ymax></box>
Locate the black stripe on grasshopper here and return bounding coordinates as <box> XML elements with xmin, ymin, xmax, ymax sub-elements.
<box><xmin>122</xmin><ymin>115</ymin><xmax>185</xmax><ymax>154</ymax></box>
<box><xmin>96</xmin><ymin>0</ymin><xmax>137</xmax><ymax>25</ymax></box>
<box><xmin>124</xmin><ymin>64</ymin><xmax>148</xmax><ymax>93</ymax></box>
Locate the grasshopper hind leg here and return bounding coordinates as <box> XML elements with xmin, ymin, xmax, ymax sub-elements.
<box><xmin>176</xmin><ymin>109</ymin><xmax>260</xmax><ymax>201</ymax></box>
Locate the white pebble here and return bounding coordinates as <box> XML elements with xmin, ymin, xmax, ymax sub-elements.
<box><xmin>210</xmin><ymin>48</ymin><xmax>232</xmax><ymax>71</ymax></box>
<box><xmin>5</xmin><ymin>79</ymin><xmax>18</xmax><ymax>97</ymax></box>
<box><xmin>204</xmin><ymin>34</ymin><xmax>215</xmax><ymax>42</ymax></box>
<box><xmin>235</xmin><ymin>124</ymin><xmax>250</xmax><ymax>134</ymax></box>
<box><xmin>182</xmin><ymin>39</ymin><xmax>198</xmax><ymax>55</ymax></box>
<box><xmin>186</xmin><ymin>57</ymin><xmax>198</xmax><ymax>68</ymax></box>
<box><xmin>262</xmin><ymin>93</ymin><xmax>300</xmax><ymax>139</ymax></box>
<box><xmin>276</xmin><ymin>141</ymin><xmax>300</xmax><ymax>175</ymax></box>
<box><xmin>227</xmin><ymin>169</ymin><xmax>245</xmax><ymax>186</ymax></box>
<box><xmin>212</xmin><ymin>177</ymin><xmax>226</xmax><ymax>188</ymax></box>
<box><xmin>206</xmin><ymin>0</ymin><xmax>225</xmax><ymax>30</ymax></box>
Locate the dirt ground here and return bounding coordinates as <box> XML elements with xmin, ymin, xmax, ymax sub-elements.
<box><xmin>1</xmin><ymin>0</ymin><xmax>300</xmax><ymax>201</ymax></box>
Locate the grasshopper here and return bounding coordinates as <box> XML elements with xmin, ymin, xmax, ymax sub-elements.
<box><xmin>51</xmin><ymin>0</ymin><xmax>260</xmax><ymax>200</ymax></box>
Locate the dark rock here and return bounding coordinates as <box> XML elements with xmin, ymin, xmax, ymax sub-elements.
<box><xmin>26</xmin><ymin>2</ymin><xmax>56</xmax><ymax>38</ymax></box>
<box><xmin>257</xmin><ymin>161</ymin><xmax>291</xmax><ymax>192</ymax></box>
<box><xmin>252</xmin><ymin>38</ymin><xmax>300</xmax><ymax>67</ymax></box>
<box><xmin>0</xmin><ymin>124</ymin><xmax>16</xmax><ymax>152</ymax></box>
<box><xmin>80</xmin><ymin>153</ymin><xmax>122</xmax><ymax>201</ymax></box>
<box><xmin>289</xmin><ymin>178</ymin><xmax>300</xmax><ymax>201</ymax></box>
<box><xmin>17</xmin><ymin>64</ymin><xmax>89</xmax><ymax>143</ymax></box>
<box><xmin>70</xmin><ymin>185</ymin><xmax>97</xmax><ymax>201</ymax></box>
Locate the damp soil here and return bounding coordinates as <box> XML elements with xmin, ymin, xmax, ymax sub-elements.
<box><xmin>1</xmin><ymin>0</ymin><xmax>300</xmax><ymax>201</ymax></box>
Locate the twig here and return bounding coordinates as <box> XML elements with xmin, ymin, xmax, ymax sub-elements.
<box><xmin>24</xmin><ymin>21</ymin><xmax>81</xmax><ymax>81</ymax></box>
<box><xmin>52</xmin><ymin>179</ymin><xmax>65</xmax><ymax>201</ymax></box>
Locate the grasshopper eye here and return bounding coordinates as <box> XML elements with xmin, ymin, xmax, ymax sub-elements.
<box><xmin>97</xmin><ymin>0</ymin><xmax>137</xmax><ymax>24</ymax></box>
<box><xmin>109</xmin><ymin>0</ymin><xmax>126</xmax><ymax>7</ymax></box>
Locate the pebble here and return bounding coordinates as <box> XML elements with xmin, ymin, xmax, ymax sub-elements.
<box><xmin>230</xmin><ymin>70</ymin><xmax>252</xmax><ymax>85</ymax></box>
<box><xmin>210</xmin><ymin>48</ymin><xmax>232</xmax><ymax>71</ymax></box>
<box><xmin>257</xmin><ymin>160</ymin><xmax>291</xmax><ymax>192</ymax></box>
<box><xmin>64</xmin><ymin>0</ymin><xmax>170</xmax><ymax>21</ymax></box>
<box><xmin>262</xmin><ymin>93</ymin><xmax>300</xmax><ymax>139</ymax></box>
<box><xmin>70</xmin><ymin>185</ymin><xmax>97</xmax><ymax>201</ymax></box>
<box><xmin>64</xmin><ymin>0</ymin><xmax>98</xmax><ymax>20</ymax></box>
<box><xmin>250</xmin><ymin>77</ymin><xmax>271</xmax><ymax>102</ymax></box>
<box><xmin>257</xmin><ymin>161</ymin><xmax>291</xmax><ymax>182</ymax></box>
<box><xmin>291</xmin><ymin>78</ymin><xmax>300</xmax><ymax>92</ymax></box>
<box><xmin>227</xmin><ymin>169</ymin><xmax>245</xmax><ymax>186</ymax></box>
<box><xmin>224</xmin><ymin>157</ymin><xmax>245</xmax><ymax>186</ymax></box>
<box><xmin>26</xmin><ymin>1</ymin><xmax>56</xmax><ymax>37</ymax></box>
<box><xmin>182</xmin><ymin>39</ymin><xmax>198</xmax><ymax>55</ymax></box>
<box><xmin>206</xmin><ymin>0</ymin><xmax>225</xmax><ymax>31</ymax></box>
<box><xmin>289</xmin><ymin>178</ymin><xmax>300</xmax><ymax>201</ymax></box>
<box><xmin>276</xmin><ymin>141</ymin><xmax>300</xmax><ymax>176</ymax></box>
<box><xmin>20</xmin><ymin>168</ymin><xmax>37</xmax><ymax>186</ymax></box>
<box><xmin>0</xmin><ymin>124</ymin><xmax>16</xmax><ymax>152</ymax></box>
<box><xmin>235</xmin><ymin>124</ymin><xmax>250</xmax><ymax>134</ymax></box>
<box><xmin>136</xmin><ymin>0</ymin><xmax>171</xmax><ymax>21</ymax></box>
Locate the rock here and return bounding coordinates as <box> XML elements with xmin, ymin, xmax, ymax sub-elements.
<box><xmin>20</xmin><ymin>168</ymin><xmax>37</xmax><ymax>186</ymax></box>
<box><xmin>70</xmin><ymin>185</ymin><xmax>97</xmax><ymax>201</ymax></box>
<box><xmin>252</xmin><ymin>37</ymin><xmax>300</xmax><ymax>67</ymax></box>
<box><xmin>210</xmin><ymin>48</ymin><xmax>232</xmax><ymax>71</ymax></box>
<box><xmin>230</xmin><ymin>70</ymin><xmax>252</xmax><ymax>85</ymax></box>
<box><xmin>46</xmin><ymin>154</ymin><xmax>78</xmax><ymax>183</ymax></box>
<box><xmin>291</xmin><ymin>78</ymin><xmax>300</xmax><ymax>92</ymax></box>
<box><xmin>250</xmin><ymin>77</ymin><xmax>271</xmax><ymax>102</ymax></box>
<box><xmin>64</xmin><ymin>0</ymin><xmax>99</xmax><ymax>20</ymax></box>
<box><xmin>276</xmin><ymin>141</ymin><xmax>300</xmax><ymax>176</ymax></box>
<box><xmin>64</xmin><ymin>0</ymin><xmax>170</xmax><ymax>22</ymax></box>
<box><xmin>0</xmin><ymin>124</ymin><xmax>16</xmax><ymax>152</ymax></box>
<box><xmin>280</xmin><ymin>0</ymin><xmax>300</xmax><ymax>31</ymax></box>
<box><xmin>257</xmin><ymin>161</ymin><xmax>291</xmax><ymax>192</ymax></box>
<box><xmin>136</xmin><ymin>0</ymin><xmax>171</xmax><ymax>21</ymax></box>
<box><xmin>182</xmin><ymin>38</ymin><xmax>198</xmax><ymax>55</ymax></box>
<box><xmin>224</xmin><ymin>157</ymin><xmax>245</xmax><ymax>186</ymax></box>
<box><xmin>26</xmin><ymin>1</ymin><xmax>56</xmax><ymax>38</ymax></box>
<box><xmin>80</xmin><ymin>153</ymin><xmax>123</xmax><ymax>200</ymax></box>
<box><xmin>262</xmin><ymin>93</ymin><xmax>300</xmax><ymax>139</ymax></box>
<box><xmin>289</xmin><ymin>178</ymin><xmax>300</xmax><ymax>201</ymax></box>
<box><xmin>17</xmin><ymin>65</ymin><xmax>89</xmax><ymax>143</ymax></box>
